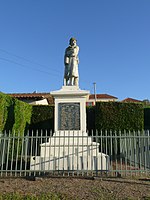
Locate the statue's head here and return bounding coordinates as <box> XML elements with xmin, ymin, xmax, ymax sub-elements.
<box><xmin>69</xmin><ymin>37</ymin><xmax>77</xmax><ymax>46</ymax></box>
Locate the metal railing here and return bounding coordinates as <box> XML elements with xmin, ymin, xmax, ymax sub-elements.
<box><xmin>0</xmin><ymin>130</ymin><xmax>149</xmax><ymax>177</ymax></box>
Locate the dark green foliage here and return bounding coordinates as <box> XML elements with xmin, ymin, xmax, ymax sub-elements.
<box><xmin>0</xmin><ymin>92</ymin><xmax>147</xmax><ymax>135</ymax></box>
<box><xmin>95</xmin><ymin>102</ymin><xmax>144</xmax><ymax>156</ymax></box>
<box><xmin>30</xmin><ymin>105</ymin><xmax>54</xmax><ymax>131</ymax></box>
<box><xmin>0</xmin><ymin>93</ymin><xmax>54</xmax><ymax>135</ymax></box>
<box><xmin>0</xmin><ymin>93</ymin><xmax>32</xmax><ymax>158</ymax></box>
<box><xmin>0</xmin><ymin>92</ymin><xmax>14</xmax><ymax>131</ymax></box>
<box><xmin>95</xmin><ymin>102</ymin><xmax>144</xmax><ymax>131</ymax></box>
<box><xmin>86</xmin><ymin>106</ymin><xmax>95</xmax><ymax>131</ymax></box>
<box><xmin>144</xmin><ymin>108</ymin><xmax>150</xmax><ymax>130</ymax></box>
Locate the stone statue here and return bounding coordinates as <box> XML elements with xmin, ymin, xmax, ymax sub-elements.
<box><xmin>64</xmin><ymin>37</ymin><xmax>79</xmax><ymax>86</ymax></box>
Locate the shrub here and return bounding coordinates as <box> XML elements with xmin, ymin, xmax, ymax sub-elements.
<box><xmin>0</xmin><ymin>92</ymin><xmax>32</xmax><ymax>134</ymax></box>
<box><xmin>95</xmin><ymin>102</ymin><xmax>144</xmax><ymax>132</ymax></box>
<box><xmin>0</xmin><ymin>92</ymin><xmax>54</xmax><ymax>135</ymax></box>
<box><xmin>144</xmin><ymin>108</ymin><xmax>150</xmax><ymax>130</ymax></box>
<box><xmin>30</xmin><ymin>105</ymin><xmax>54</xmax><ymax>132</ymax></box>
<box><xmin>86</xmin><ymin>106</ymin><xmax>95</xmax><ymax>131</ymax></box>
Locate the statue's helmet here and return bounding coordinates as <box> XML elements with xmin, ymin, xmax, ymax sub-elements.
<box><xmin>69</xmin><ymin>37</ymin><xmax>77</xmax><ymax>45</ymax></box>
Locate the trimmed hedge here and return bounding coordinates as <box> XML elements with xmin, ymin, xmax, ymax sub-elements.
<box><xmin>30</xmin><ymin>105</ymin><xmax>54</xmax><ymax>131</ymax></box>
<box><xmin>0</xmin><ymin>92</ymin><xmax>13</xmax><ymax>131</ymax></box>
<box><xmin>0</xmin><ymin>93</ymin><xmax>54</xmax><ymax>134</ymax></box>
<box><xmin>144</xmin><ymin>108</ymin><xmax>150</xmax><ymax>130</ymax></box>
<box><xmin>86</xmin><ymin>106</ymin><xmax>95</xmax><ymax>131</ymax></box>
<box><xmin>95</xmin><ymin>102</ymin><xmax>144</xmax><ymax>131</ymax></box>
<box><xmin>0</xmin><ymin>92</ymin><xmax>32</xmax><ymax>134</ymax></box>
<box><xmin>1</xmin><ymin>92</ymin><xmax>148</xmax><ymax>134</ymax></box>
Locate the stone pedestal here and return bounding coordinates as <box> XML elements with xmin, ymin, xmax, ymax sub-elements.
<box><xmin>51</xmin><ymin>86</ymin><xmax>89</xmax><ymax>133</ymax></box>
<box><xmin>30</xmin><ymin>86</ymin><xmax>109</xmax><ymax>171</ymax></box>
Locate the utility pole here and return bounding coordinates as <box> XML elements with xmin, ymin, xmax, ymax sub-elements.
<box><xmin>93</xmin><ymin>82</ymin><xmax>96</xmax><ymax>105</ymax></box>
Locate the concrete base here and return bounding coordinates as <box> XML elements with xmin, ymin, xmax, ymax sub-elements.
<box><xmin>30</xmin><ymin>131</ymin><xmax>109</xmax><ymax>171</ymax></box>
<box><xmin>30</xmin><ymin>86</ymin><xmax>109</xmax><ymax>171</ymax></box>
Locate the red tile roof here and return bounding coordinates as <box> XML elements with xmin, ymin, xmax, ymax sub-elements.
<box><xmin>8</xmin><ymin>93</ymin><xmax>118</xmax><ymax>104</ymax></box>
<box><xmin>122</xmin><ymin>98</ymin><xmax>142</xmax><ymax>103</ymax></box>
<box><xmin>89</xmin><ymin>94</ymin><xmax>118</xmax><ymax>100</ymax></box>
<box><xmin>8</xmin><ymin>93</ymin><xmax>54</xmax><ymax>104</ymax></box>
<box><xmin>9</xmin><ymin>92</ymin><xmax>49</xmax><ymax>98</ymax></box>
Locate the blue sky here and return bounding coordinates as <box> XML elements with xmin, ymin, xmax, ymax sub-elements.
<box><xmin>0</xmin><ymin>0</ymin><xmax>150</xmax><ymax>101</ymax></box>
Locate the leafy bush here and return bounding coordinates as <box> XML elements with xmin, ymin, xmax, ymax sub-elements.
<box><xmin>144</xmin><ymin>108</ymin><xmax>150</xmax><ymax>130</ymax></box>
<box><xmin>30</xmin><ymin>105</ymin><xmax>54</xmax><ymax>131</ymax></box>
<box><xmin>86</xmin><ymin>106</ymin><xmax>95</xmax><ymax>131</ymax></box>
<box><xmin>0</xmin><ymin>93</ymin><xmax>32</xmax><ymax>134</ymax></box>
<box><xmin>95</xmin><ymin>102</ymin><xmax>144</xmax><ymax>131</ymax></box>
<box><xmin>12</xmin><ymin>100</ymin><xmax>32</xmax><ymax>134</ymax></box>
<box><xmin>0</xmin><ymin>93</ymin><xmax>54</xmax><ymax>134</ymax></box>
<box><xmin>0</xmin><ymin>92</ymin><xmax>13</xmax><ymax>131</ymax></box>
<box><xmin>0</xmin><ymin>92</ymin><xmax>146</xmax><ymax>135</ymax></box>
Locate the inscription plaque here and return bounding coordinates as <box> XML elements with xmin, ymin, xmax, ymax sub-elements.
<box><xmin>58</xmin><ymin>103</ymin><xmax>80</xmax><ymax>130</ymax></box>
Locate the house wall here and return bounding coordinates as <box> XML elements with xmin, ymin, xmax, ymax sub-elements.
<box><xmin>19</xmin><ymin>98</ymin><xmax>48</xmax><ymax>105</ymax></box>
<box><xmin>87</xmin><ymin>98</ymin><xmax>118</xmax><ymax>106</ymax></box>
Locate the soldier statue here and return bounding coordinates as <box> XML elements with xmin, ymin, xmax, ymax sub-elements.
<box><xmin>64</xmin><ymin>38</ymin><xmax>79</xmax><ymax>86</ymax></box>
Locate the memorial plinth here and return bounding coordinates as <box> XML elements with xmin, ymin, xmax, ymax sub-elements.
<box><xmin>51</xmin><ymin>86</ymin><xmax>89</xmax><ymax>133</ymax></box>
<box><xmin>30</xmin><ymin>38</ymin><xmax>109</xmax><ymax>172</ymax></box>
<box><xmin>30</xmin><ymin>86</ymin><xmax>109</xmax><ymax>171</ymax></box>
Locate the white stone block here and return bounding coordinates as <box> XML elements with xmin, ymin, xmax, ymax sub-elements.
<box><xmin>30</xmin><ymin>153</ymin><xmax>109</xmax><ymax>171</ymax></box>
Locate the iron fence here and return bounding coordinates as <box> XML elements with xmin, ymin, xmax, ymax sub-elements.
<box><xmin>0</xmin><ymin>130</ymin><xmax>149</xmax><ymax>177</ymax></box>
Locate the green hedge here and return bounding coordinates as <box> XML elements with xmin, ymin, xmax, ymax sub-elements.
<box><xmin>86</xmin><ymin>106</ymin><xmax>95</xmax><ymax>131</ymax></box>
<box><xmin>144</xmin><ymin>108</ymin><xmax>150</xmax><ymax>130</ymax></box>
<box><xmin>0</xmin><ymin>92</ymin><xmax>13</xmax><ymax>131</ymax></box>
<box><xmin>30</xmin><ymin>105</ymin><xmax>54</xmax><ymax>131</ymax></box>
<box><xmin>95</xmin><ymin>102</ymin><xmax>144</xmax><ymax>131</ymax></box>
<box><xmin>0</xmin><ymin>92</ymin><xmax>148</xmax><ymax>134</ymax></box>
<box><xmin>0</xmin><ymin>92</ymin><xmax>32</xmax><ymax>134</ymax></box>
<box><xmin>0</xmin><ymin>93</ymin><xmax>54</xmax><ymax>134</ymax></box>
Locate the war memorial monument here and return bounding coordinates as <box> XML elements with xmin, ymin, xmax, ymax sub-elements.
<box><xmin>30</xmin><ymin>38</ymin><xmax>109</xmax><ymax>171</ymax></box>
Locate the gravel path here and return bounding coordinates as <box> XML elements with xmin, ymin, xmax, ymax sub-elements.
<box><xmin>0</xmin><ymin>177</ymin><xmax>149</xmax><ymax>199</ymax></box>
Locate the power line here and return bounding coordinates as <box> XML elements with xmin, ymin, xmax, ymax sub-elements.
<box><xmin>0</xmin><ymin>57</ymin><xmax>61</xmax><ymax>77</ymax></box>
<box><xmin>0</xmin><ymin>48</ymin><xmax>61</xmax><ymax>74</ymax></box>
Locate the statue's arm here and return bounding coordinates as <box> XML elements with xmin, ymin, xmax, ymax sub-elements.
<box><xmin>64</xmin><ymin>48</ymin><xmax>70</xmax><ymax>65</ymax></box>
<box><xmin>76</xmin><ymin>46</ymin><xmax>79</xmax><ymax>63</ymax></box>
